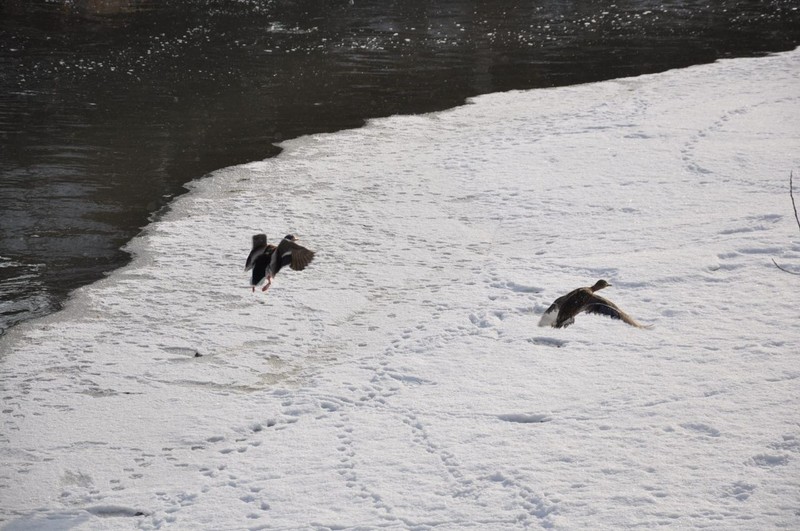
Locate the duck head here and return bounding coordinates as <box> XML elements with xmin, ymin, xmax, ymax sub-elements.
<box><xmin>591</xmin><ymin>279</ymin><xmax>611</xmax><ymax>292</ymax></box>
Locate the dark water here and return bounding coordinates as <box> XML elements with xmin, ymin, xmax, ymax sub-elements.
<box><xmin>1</xmin><ymin>0</ymin><xmax>799</xmax><ymax>335</ymax></box>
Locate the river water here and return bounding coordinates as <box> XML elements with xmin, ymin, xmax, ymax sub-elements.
<box><xmin>1</xmin><ymin>0</ymin><xmax>799</xmax><ymax>335</ymax></box>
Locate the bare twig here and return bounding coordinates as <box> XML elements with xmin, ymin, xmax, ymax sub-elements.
<box><xmin>772</xmin><ymin>258</ymin><xmax>800</xmax><ymax>275</ymax></box>
<box><xmin>790</xmin><ymin>170</ymin><xmax>800</xmax><ymax>231</ymax></box>
<box><xmin>774</xmin><ymin>171</ymin><xmax>800</xmax><ymax>275</ymax></box>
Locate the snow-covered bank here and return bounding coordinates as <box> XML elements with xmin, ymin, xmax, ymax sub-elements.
<box><xmin>1</xmin><ymin>49</ymin><xmax>799</xmax><ymax>530</ymax></box>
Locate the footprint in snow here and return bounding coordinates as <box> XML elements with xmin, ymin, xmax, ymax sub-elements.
<box><xmin>681</xmin><ymin>422</ymin><xmax>721</xmax><ymax>437</ymax></box>
<box><xmin>490</xmin><ymin>280</ymin><xmax>544</xmax><ymax>294</ymax></box>
<box><xmin>749</xmin><ymin>453</ymin><xmax>790</xmax><ymax>468</ymax></box>
<box><xmin>722</xmin><ymin>481</ymin><xmax>756</xmax><ymax>501</ymax></box>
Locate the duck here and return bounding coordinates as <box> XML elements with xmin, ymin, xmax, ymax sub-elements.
<box><xmin>245</xmin><ymin>233</ymin><xmax>274</xmax><ymax>272</ymax></box>
<box><xmin>538</xmin><ymin>279</ymin><xmax>649</xmax><ymax>329</ymax></box>
<box><xmin>245</xmin><ymin>234</ymin><xmax>315</xmax><ymax>292</ymax></box>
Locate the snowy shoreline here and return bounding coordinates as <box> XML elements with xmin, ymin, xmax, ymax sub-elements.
<box><xmin>1</xmin><ymin>49</ymin><xmax>799</xmax><ymax>529</ymax></box>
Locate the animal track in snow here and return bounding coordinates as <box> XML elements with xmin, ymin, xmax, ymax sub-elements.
<box><xmin>749</xmin><ymin>453</ymin><xmax>790</xmax><ymax>468</ymax></box>
<box><xmin>681</xmin><ymin>422</ymin><xmax>721</xmax><ymax>438</ymax></box>
<box><xmin>679</xmin><ymin>105</ymin><xmax>753</xmax><ymax>178</ymax></box>
<box><xmin>486</xmin><ymin>471</ymin><xmax>556</xmax><ymax>527</ymax></box>
<box><xmin>490</xmin><ymin>280</ymin><xmax>544</xmax><ymax>294</ymax></box>
<box><xmin>722</xmin><ymin>481</ymin><xmax>756</xmax><ymax>501</ymax></box>
<box><xmin>402</xmin><ymin>412</ymin><xmax>477</xmax><ymax>498</ymax></box>
<box><xmin>768</xmin><ymin>434</ymin><xmax>800</xmax><ymax>453</ymax></box>
<box><xmin>332</xmin><ymin>411</ymin><xmax>395</xmax><ymax>518</ymax></box>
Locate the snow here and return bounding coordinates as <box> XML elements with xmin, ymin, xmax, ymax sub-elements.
<box><xmin>1</xmin><ymin>49</ymin><xmax>799</xmax><ymax>530</ymax></box>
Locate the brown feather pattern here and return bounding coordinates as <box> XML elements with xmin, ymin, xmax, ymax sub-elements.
<box><xmin>539</xmin><ymin>280</ymin><xmax>649</xmax><ymax>329</ymax></box>
<box><xmin>275</xmin><ymin>238</ymin><xmax>315</xmax><ymax>272</ymax></box>
<box><xmin>290</xmin><ymin>247</ymin><xmax>315</xmax><ymax>271</ymax></box>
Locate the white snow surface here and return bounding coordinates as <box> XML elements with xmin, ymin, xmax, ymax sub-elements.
<box><xmin>2</xmin><ymin>49</ymin><xmax>800</xmax><ymax>530</ymax></box>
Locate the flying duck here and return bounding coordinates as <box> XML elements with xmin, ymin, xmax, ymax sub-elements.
<box><xmin>245</xmin><ymin>234</ymin><xmax>315</xmax><ymax>292</ymax></box>
<box><xmin>538</xmin><ymin>279</ymin><xmax>649</xmax><ymax>329</ymax></box>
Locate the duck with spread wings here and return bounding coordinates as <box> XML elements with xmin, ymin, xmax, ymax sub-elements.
<box><xmin>538</xmin><ymin>279</ymin><xmax>649</xmax><ymax>329</ymax></box>
<box><xmin>245</xmin><ymin>234</ymin><xmax>315</xmax><ymax>292</ymax></box>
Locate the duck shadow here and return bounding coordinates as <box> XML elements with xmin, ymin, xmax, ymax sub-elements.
<box><xmin>528</xmin><ymin>336</ymin><xmax>567</xmax><ymax>348</ymax></box>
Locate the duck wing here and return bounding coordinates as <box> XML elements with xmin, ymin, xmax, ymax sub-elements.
<box><xmin>245</xmin><ymin>234</ymin><xmax>270</xmax><ymax>271</ymax></box>
<box><xmin>275</xmin><ymin>239</ymin><xmax>316</xmax><ymax>272</ymax></box>
<box><xmin>583</xmin><ymin>294</ymin><xmax>650</xmax><ymax>328</ymax></box>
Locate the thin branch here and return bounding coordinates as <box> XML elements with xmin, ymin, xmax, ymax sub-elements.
<box><xmin>790</xmin><ymin>170</ymin><xmax>800</xmax><ymax>231</ymax></box>
<box><xmin>774</xmin><ymin>171</ymin><xmax>800</xmax><ymax>274</ymax></box>
<box><xmin>772</xmin><ymin>258</ymin><xmax>800</xmax><ymax>275</ymax></box>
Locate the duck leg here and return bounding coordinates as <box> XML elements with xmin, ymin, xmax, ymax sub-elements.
<box><xmin>261</xmin><ymin>275</ymin><xmax>273</xmax><ymax>292</ymax></box>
